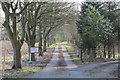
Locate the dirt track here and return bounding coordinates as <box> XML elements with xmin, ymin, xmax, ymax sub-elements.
<box><xmin>23</xmin><ymin>44</ymin><xmax>119</xmax><ymax>78</ymax></box>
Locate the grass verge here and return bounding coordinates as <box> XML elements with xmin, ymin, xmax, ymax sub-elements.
<box><xmin>64</xmin><ymin>44</ymin><xmax>82</xmax><ymax>65</ymax></box>
<box><xmin>3</xmin><ymin>66</ymin><xmax>42</xmax><ymax>78</ymax></box>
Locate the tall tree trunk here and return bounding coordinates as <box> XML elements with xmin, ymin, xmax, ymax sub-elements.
<box><xmin>80</xmin><ymin>49</ymin><xmax>84</xmax><ymax>62</ymax></box>
<box><xmin>43</xmin><ymin>37</ymin><xmax>47</xmax><ymax>52</ymax></box>
<box><xmin>12</xmin><ymin>12</ymin><xmax>22</xmax><ymax>68</ymax></box>
<box><xmin>118</xmin><ymin>32</ymin><xmax>120</xmax><ymax>54</ymax></box>
<box><xmin>92</xmin><ymin>48</ymin><xmax>96</xmax><ymax>58</ymax></box>
<box><xmin>103</xmin><ymin>44</ymin><xmax>106</xmax><ymax>58</ymax></box>
<box><xmin>4</xmin><ymin>15</ymin><xmax>22</xmax><ymax>69</ymax></box>
<box><xmin>39</xmin><ymin>26</ymin><xmax>43</xmax><ymax>56</ymax></box>
<box><xmin>112</xmin><ymin>45</ymin><xmax>115</xmax><ymax>59</ymax></box>
<box><xmin>12</xmin><ymin>43</ymin><xmax>21</xmax><ymax>69</ymax></box>
<box><xmin>47</xmin><ymin>36</ymin><xmax>50</xmax><ymax>47</ymax></box>
<box><xmin>108</xmin><ymin>45</ymin><xmax>111</xmax><ymax>59</ymax></box>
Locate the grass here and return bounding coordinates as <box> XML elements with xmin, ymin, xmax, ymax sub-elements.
<box><xmin>47</xmin><ymin>41</ymin><xmax>67</xmax><ymax>48</ymax></box>
<box><xmin>115</xmin><ymin>53</ymin><xmax>120</xmax><ymax>59</ymax></box>
<box><xmin>64</xmin><ymin>44</ymin><xmax>82</xmax><ymax>65</ymax></box>
<box><xmin>64</xmin><ymin>45</ymin><xmax>74</xmax><ymax>52</ymax></box>
<box><xmin>3</xmin><ymin>66</ymin><xmax>42</xmax><ymax>78</ymax></box>
<box><xmin>72</xmin><ymin>58</ymin><xmax>82</xmax><ymax>65</ymax></box>
<box><xmin>47</xmin><ymin>42</ymin><xmax>60</xmax><ymax>48</ymax></box>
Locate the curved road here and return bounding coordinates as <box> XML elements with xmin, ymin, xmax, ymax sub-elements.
<box><xmin>23</xmin><ymin>44</ymin><xmax>119</xmax><ymax>78</ymax></box>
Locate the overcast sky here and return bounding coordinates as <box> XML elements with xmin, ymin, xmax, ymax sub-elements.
<box><xmin>0</xmin><ymin>0</ymin><xmax>120</xmax><ymax>17</ymax></box>
<box><xmin>0</xmin><ymin>0</ymin><xmax>85</xmax><ymax>17</ymax></box>
<box><xmin>0</xmin><ymin>4</ymin><xmax>4</xmax><ymax>17</ymax></box>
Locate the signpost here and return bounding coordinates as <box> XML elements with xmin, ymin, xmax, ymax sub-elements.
<box><xmin>30</xmin><ymin>47</ymin><xmax>39</xmax><ymax>53</ymax></box>
<box><xmin>29</xmin><ymin>47</ymin><xmax>39</xmax><ymax>63</ymax></box>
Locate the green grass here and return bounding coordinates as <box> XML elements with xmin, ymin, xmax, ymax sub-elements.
<box><xmin>72</xmin><ymin>58</ymin><xmax>82</xmax><ymax>64</ymax></box>
<box><xmin>47</xmin><ymin>41</ymin><xmax>67</xmax><ymax>48</ymax></box>
<box><xmin>64</xmin><ymin>44</ymin><xmax>82</xmax><ymax>65</ymax></box>
<box><xmin>115</xmin><ymin>53</ymin><xmax>120</xmax><ymax>59</ymax></box>
<box><xmin>48</xmin><ymin>42</ymin><xmax>60</xmax><ymax>48</ymax></box>
<box><xmin>4</xmin><ymin>66</ymin><xmax>42</xmax><ymax>78</ymax></box>
<box><xmin>64</xmin><ymin>45</ymin><xmax>74</xmax><ymax>52</ymax></box>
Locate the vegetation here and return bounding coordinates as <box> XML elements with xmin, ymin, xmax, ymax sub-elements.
<box><xmin>48</xmin><ymin>42</ymin><xmax>67</xmax><ymax>48</ymax></box>
<box><xmin>1</xmin><ymin>2</ymin><xmax>75</xmax><ymax>69</ymax></box>
<box><xmin>54</xmin><ymin>29</ymin><xmax>67</xmax><ymax>42</ymax></box>
<box><xmin>3</xmin><ymin>67</ymin><xmax>42</xmax><ymax>78</ymax></box>
<box><xmin>64</xmin><ymin>44</ymin><xmax>82</xmax><ymax>65</ymax></box>
<box><xmin>76</xmin><ymin>1</ymin><xmax>120</xmax><ymax>62</ymax></box>
<box><xmin>1</xmin><ymin>2</ymin><xmax>30</xmax><ymax>69</ymax></box>
<box><xmin>1</xmin><ymin>0</ymin><xmax>119</xmax><ymax>71</ymax></box>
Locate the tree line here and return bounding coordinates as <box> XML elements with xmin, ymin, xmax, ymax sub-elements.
<box><xmin>1</xmin><ymin>1</ymin><xmax>120</xmax><ymax>69</ymax></box>
<box><xmin>1</xmin><ymin>1</ymin><xmax>75</xmax><ymax>69</ymax></box>
<box><xmin>76</xmin><ymin>1</ymin><xmax>120</xmax><ymax>62</ymax></box>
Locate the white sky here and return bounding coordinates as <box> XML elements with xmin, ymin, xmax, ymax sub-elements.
<box><xmin>0</xmin><ymin>0</ymin><xmax>120</xmax><ymax>17</ymax></box>
<box><xmin>0</xmin><ymin>5</ymin><xmax>5</xmax><ymax>17</ymax></box>
<box><xmin>0</xmin><ymin>0</ymin><xmax>85</xmax><ymax>17</ymax></box>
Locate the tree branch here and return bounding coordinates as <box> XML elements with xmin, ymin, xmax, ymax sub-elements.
<box><xmin>16</xmin><ymin>3</ymin><xmax>31</xmax><ymax>16</ymax></box>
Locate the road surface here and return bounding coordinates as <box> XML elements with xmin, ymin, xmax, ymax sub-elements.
<box><xmin>23</xmin><ymin>44</ymin><xmax>119</xmax><ymax>78</ymax></box>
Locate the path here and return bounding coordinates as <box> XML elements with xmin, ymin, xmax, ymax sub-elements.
<box><xmin>23</xmin><ymin>44</ymin><xmax>119</xmax><ymax>78</ymax></box>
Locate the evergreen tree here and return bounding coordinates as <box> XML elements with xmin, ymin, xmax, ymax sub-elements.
<box><xmin>76</xmin><ymin>4</ymin><xmax>112</xmax><ymax>61</ymax></box>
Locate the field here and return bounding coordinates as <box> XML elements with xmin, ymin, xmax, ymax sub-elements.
<box><xmin>1</xmin><ymin>41</ymin><xmax>29</xmax><ymax>69</ymax></box>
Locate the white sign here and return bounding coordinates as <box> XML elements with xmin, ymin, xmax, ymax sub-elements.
<box><xmin>30</xmin><ymin>47</ymin><xmax>39</xmax><ymax>53</ymax></box>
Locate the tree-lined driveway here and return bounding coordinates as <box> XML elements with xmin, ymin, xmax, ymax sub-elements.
<box><xmin>23</xmin><ymin>44</ymin><xmax>118</xmax><ymax>78</ymax></box>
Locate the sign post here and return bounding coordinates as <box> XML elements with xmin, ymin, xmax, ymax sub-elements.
<box><xmin>29</xmin><ymin>47</ymin><xmax>39</xmax><ymax>64</ymax></box>
<box><xmin>29</xmin><ymin>52</ymin><xmax>32</xmax><ymax>64</ymax></box>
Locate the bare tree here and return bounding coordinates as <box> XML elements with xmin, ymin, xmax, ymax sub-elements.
<box><xmin>1</xmin><ymin>2</ymin><xmax>30</xmax><ymax>69</ymax></box>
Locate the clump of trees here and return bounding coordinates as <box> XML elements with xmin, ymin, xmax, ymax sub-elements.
<box><xmin>1</xmin><ymin>1</ymin><xmax>75</xmax><ymax>69</ymax></box>
<box><xmin>2</xmin><ymin>1</ymin><xmax>119</xmax><ymax>69</ymax></box>
<box><xmin>76</xmin><ymin>2</ymin><xmax>120</xmax><ymax>62</ymax></box>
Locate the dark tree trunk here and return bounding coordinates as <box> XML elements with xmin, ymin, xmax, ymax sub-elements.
<box><xmin>38</xmin><ymin>41</ymin><xmax>43</xmax><ymax>56</ymax></box>
<box><xmin>12</xmin><ymin>44</ymin><xmax>21</xmax><ymax>69</ymax></box>
<box><xmin>92</xmin><ymin>48</ymin><xmax>96</xmax><ymax>58</ymax></box>
<box><xmin>80</xmin><ymin>49</ymin><xmax>84</xmax><ymax>62</ymax></box>
<box><xmin>108</xmin><ymin>46</ymin><xmax>111</xmax><ymax>59</ymax></box>
<box><xmin>38</xmin><ymin>26</ymin><xmax>43</xmax><ymax>56</ymax></box>
<box><xmin>12</xmin><ymin>12</ymin><xmax>22</xmax><ymax>69</ymax></box>
<box><xmin>112</xmin><ymin>45</ymin><xmax>115</xmax><ymax>58</ymax></box>
<box><xmin>31</xmin><ymin>53</ymin><xmax>35</xmax><ymax>61</ymax></box>
<box><xmin>103</xmin><ymin>44</ymin><xmax>106</xmax><ymax>58</ymax></box>
<box><xmin>118</xmin><ymin>32</ymin><xmax>120</xmax><ymax>54</ymax></box>
<box><xmin>43</xmin><ymin>39</ymin><xmax>47</xmax><ymax>52</ymax></box>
